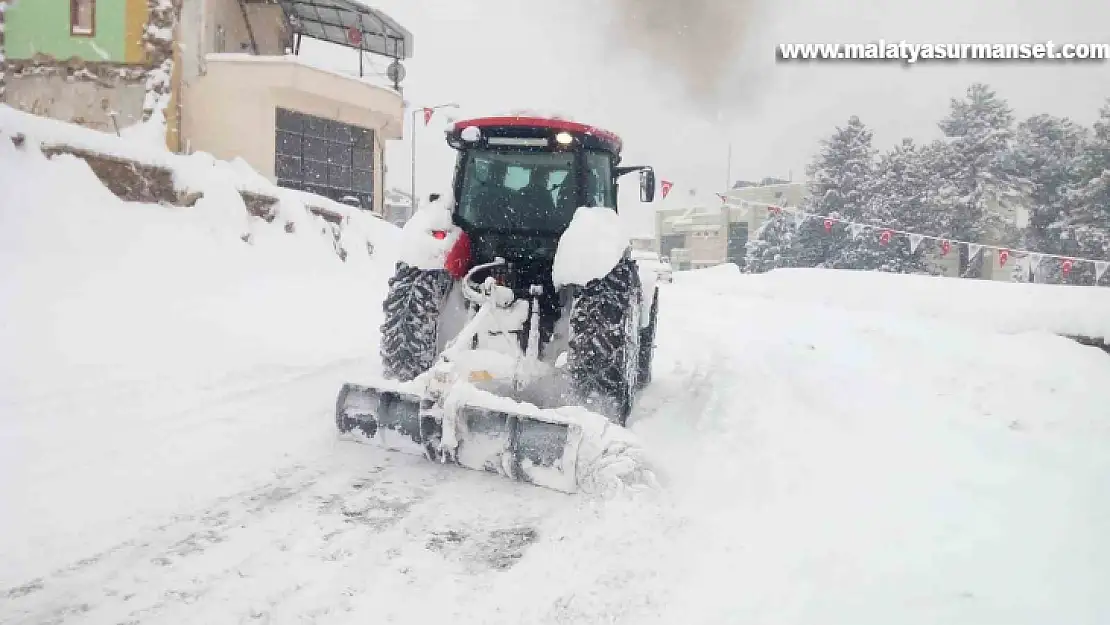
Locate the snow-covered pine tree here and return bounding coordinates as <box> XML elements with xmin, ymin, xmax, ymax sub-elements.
<box><xmin>1010</xmin><ymin>113</ymin><xmax>1089</xmax><ymax>282</ymax></box>
<box><xmin>798</xmin><ymin>115</ymin><xmax>878</xmax><ymax>268</ymax></box>
<box><xmin>743</xmin><ymin>210</ymin><xmax>797</xmax><ymax>273</ymax></box>
<box><xmin>844</xmin><ymin>139</ymin><xmax>942</xmax><ymax>274</ymax></box>
<box><xmin>1059</xmin><ymin>100</ymin><xmax>1110</xmax><ymax>285</ymax></box>
<box><xmin>935</xmin><ymin>83</ymin><xmax>1027</xmax><ymax>278</ymax></box>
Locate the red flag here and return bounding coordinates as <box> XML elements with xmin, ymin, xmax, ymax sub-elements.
<box><xmin>423</xmin><ymin>107</ymin><xmax>434</xmax><ymax>125</ymax></box>
<box><xmin>768</xmin><ymin>205</ymin><xmax>782</xmax><ymax>215</ymax></box>
<box><xmin>1062</xmin><ymin>258</ymin><xmax>1074</xmax><ymax>277</ymax></box>
<box><xmin>939</xmin><ymin>240</ymin><xmax>951</xmax><ymax>256</ymax></box>
<box><xmin>660</xmin><ymin>180</ymin><xmax>673</xmax><ymax>199</ymax></box>
<box><xmin>823</xmin><ymin>218</ymin><xmax>834</xmax><ymax>233</ymax></box>
<box><xmin>879</xmin><ymin>229</ymin><xmax>893</xmax><ymax>246</ymax></box>
<box><xmin>998</xmin><ymin>249</ymin><xmax>1010</xmax><ymax>267</ymax></box>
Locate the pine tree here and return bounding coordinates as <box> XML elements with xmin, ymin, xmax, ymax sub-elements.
<box><xmin>743</xmin><ymin>211</ymin><xmax>798</xmax><ymax>273</ymax></box>
<box><xmin>798</xmin><ymin>115</ymin><xmax>878</xmax><ymax>268</ymax></box>
<box><xmin>843</xmin><ymin>139</ymin><xmax>942</xmax><ymax>274</ymax></box>
<box><xmin>1059</xmin><ymin>100</ymin><xmax>1110</xmax><ymax>285</ymax></box>
<box><xmin>1010</xmin><ymin>113</ymin><xmax>1089</xmax><ymax>282</ymax></box>
<box><xmin>935</xmin><ymin>83</ymin><xmax>1027</xmax><ymax>277</ymax></box>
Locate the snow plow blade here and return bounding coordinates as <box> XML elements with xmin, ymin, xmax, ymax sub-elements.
<box><xmin>335</xmin><ymin>382</ymin><xmax>657</xmax><ymax>495</ymax></box>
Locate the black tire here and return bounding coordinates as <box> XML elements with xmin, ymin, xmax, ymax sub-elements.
<box><xmin>636</xmin><ymin>286</ymin><xmax>659</xmax><ymax>389</ymax></box>
<box><xmin>566</xmin><ymin>257</ymin><xmax>643</xmax><ymax>425</ymax></box>
<box><xmin>379</xmin><ymin>261</ymin><xmax>454</xmax><ymax>381</ymax></box>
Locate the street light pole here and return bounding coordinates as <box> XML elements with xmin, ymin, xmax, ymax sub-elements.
<box><xmin>410</xmin><ymin>102</ymin><xmax>459</xmax><ymax>213</ymax></box>
<box><xmin>726</xmin><ymin>142</ymin><xmax>732</xmax><ymax>192</ymax></box>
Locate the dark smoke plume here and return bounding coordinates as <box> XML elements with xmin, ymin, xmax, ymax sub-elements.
<box><xmin>602</xmin><ymin>0</ymin><xmax>764</xmax><ymax>114</ymax></box>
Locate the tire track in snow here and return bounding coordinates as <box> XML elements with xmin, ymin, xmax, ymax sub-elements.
<box><xmin>1</xmin><ymin>458</ymin><xmax>445</xmax><ymax>625</ymax></box>
<box><xmin>3</xmin><ymin>390</ymin><xmax>560</xmax><ymax>625</ymax></box>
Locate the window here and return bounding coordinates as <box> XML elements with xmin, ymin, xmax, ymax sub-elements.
<box><xmin>71</xmin><ymin>0</ymin><xmax>95</xmax><ymax>36</ymax></box>
<box><xmin>584</xmin><ymin>151</ymin><xmax>614</xmax><ymax>208</ymax></box>
<box><xmin>457</xmin><ymin>149</ymin><xmax>577</xmax><ymax>232</ymax></box>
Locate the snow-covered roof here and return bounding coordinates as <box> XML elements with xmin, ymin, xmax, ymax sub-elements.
<box><xmin>277</xmin><ymin>0</ymin><xmax>412</xmax><ymax>59</ymax></box>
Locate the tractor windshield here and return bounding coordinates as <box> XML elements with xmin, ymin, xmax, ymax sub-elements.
<box><xmin>457</xmin><ymin>149</ymin><xmax>579</xmax><ymax>233</ymax></box>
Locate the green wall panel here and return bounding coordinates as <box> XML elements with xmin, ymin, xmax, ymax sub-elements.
<box><xmin>6</xmin><ymin>0</ymin><xmax>129</xmax><ymax>63</ymax></box>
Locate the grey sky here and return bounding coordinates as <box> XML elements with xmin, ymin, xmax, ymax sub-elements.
<box><xmin>305</xmin><ymin>0</ymin><xmax>1110</xmax><ymax>235</ymax></box>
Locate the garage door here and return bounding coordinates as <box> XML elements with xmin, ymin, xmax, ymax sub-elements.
<box><xmin>275</xmin><ymin>108</ymin><xmax>375</xmax><ymax>210</ymax></box>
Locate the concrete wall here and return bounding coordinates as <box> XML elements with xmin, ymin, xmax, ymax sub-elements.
<box><xmin>177</xmin><ymin>0</ymin><xmax>289</xmax><ymax>87</ymax></box>
<box><xmin>5</xmin><ymin>0</ymin><xmax>147</xmax><ymax>63</ymax></box>
<box><xmin>5</xmin><ymin>73</ymin><xmax>145</xmax><ymax>131</ymax></box>
<box><xmin>182</xmin><ymin>54</ymin><xmax>404</xmax><ymax>214</ymax></box>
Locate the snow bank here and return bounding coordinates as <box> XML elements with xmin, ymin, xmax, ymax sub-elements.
<box><xmin>0</xmin><ymin>129</ymin><xmax>405</xmax><ymax>585</ymax></box>
<box><xmin>629</xmin><ymin>274</ymin><xmax>1110</xmax><ymax>624</ymax></box>
<box><xmin>679</xmin><ymin>266</ymin><xmax>1110</xmax><ymax>342</ymax></box>
<box><xmin>1</xmin><ymin>104</ymin><xmax>398</xmax><ymax>259</ymax></box>
<box><xmin>1</xmin><ymin>104</ymin><xmax>177</xmax><ymax>168</ymax></box>
<box><xmin>0</xmin><ymin>139</ymin><xmax>396</xmax><ymax>393</ymax></box>
<box><xmin>553</xmin><ymin>206</ymin><xmax>629</xmax><ymax>287</ymax></box>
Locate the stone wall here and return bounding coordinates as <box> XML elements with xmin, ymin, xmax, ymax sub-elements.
<box><xmin>5</xmin><ymin>71</ymin><xmax>147</xmax><ymax>132</ymax></box>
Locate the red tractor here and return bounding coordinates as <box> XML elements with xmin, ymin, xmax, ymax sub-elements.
<box><xmin>335</xmin><ymin>115</ymin><xmax>661</xmax><ymax>494</ymax></box>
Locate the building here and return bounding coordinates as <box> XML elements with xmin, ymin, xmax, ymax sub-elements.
<box><xmin>2</xmin><ymin>0</ymin><xmax>170</xmax><ymax>132</ymax></box>
<box><xmin>654</xmin><ymin>181</ymin><xmax>807</xmax><ymax>270</ymax></box>
<box><xmin>1</xmin><ymin>0</ymin><xmax>412</xmax><ymax>216</ymax></box>
<box><xmin>629</xmin><ymin>236</ymin><xmax>655</xmax><ymax>253</ymax></box>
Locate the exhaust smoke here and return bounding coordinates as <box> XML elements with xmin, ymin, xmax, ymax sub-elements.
<box><xmin>602</xmin><ymin>0</ymin><xmax>763</xmax><ymax>114</ymax></box>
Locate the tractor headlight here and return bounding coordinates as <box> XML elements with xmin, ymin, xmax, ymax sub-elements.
<box><xmin>554</xmin><ymin>132</ymin><xmax>573</xmax><ymax>145</ymax></box>
<box><xmin>461</xmin><ymin>126</ymin><xmax>481</xmax><ymax>143</ymax></box>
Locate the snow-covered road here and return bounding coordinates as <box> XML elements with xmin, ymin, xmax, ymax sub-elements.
<box><xmin>3</xmin><ymin>118</ymin><xmax>1110</xmax><ymax>624</ymax></box>
<box><xmin>6</xmin><ymin>270</ymin><xmax>1110</xmax><ymax>624</ymax></box>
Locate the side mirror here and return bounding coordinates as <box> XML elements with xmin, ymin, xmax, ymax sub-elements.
<box><xmin>640</xmin><ymin>168</ymin><xmax>656</xmax><ymax>203</ymax></box>
<box><xmin>428</xmin><ymin>193</ymin><xmax>441</xmax><ymax>203</ymax></box>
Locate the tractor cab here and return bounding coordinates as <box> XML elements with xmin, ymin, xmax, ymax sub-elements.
<box><xmin>443</xmin><ymin>116</ymin><xmax>656</xmax><ymax>266</ymax></box>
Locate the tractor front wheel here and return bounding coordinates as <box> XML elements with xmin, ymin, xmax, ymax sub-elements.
<box><xmin>565</xmin><ymin>257</ymin><xmax>643</xmax><ymax>426</ymax></box>
<box><xmin>379</xmin><ymin>261</ymin><xmax>455</xmax><ymax>381</ymax></box>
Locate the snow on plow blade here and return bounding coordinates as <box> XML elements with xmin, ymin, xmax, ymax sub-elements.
<box><xmin>335</xmin><ymin>382</ymin><xmax>658</xmax><ymax>495</ymax></box>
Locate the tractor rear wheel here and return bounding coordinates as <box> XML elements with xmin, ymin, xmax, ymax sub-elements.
<box><xmin>379</xmin><ymin>261</ymin><xmax>455</xmax><ymax>381</ymax></box>
<box><xmin>565</xmin><ymin>257</ymin><xmax>643</xmax><ymax>426</ymax></box>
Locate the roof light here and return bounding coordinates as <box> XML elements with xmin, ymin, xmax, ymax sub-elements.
<box><xmin>461</xmin><ymin>126</ymin><xmax>481</xmax><ymax>142</ymax></box>
<box><xmin>487</xmin><ymin>137</ymin><xmax>549</xmax><ymax>147</ymax></box>
<box><xmin>555</xmin><ymin>132</ymin><xmax>573</xmax><ymax>145</ymax></box>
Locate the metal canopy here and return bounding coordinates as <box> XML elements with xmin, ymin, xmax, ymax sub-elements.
<box><xmin>277</xmin><ymin>0</ymin><xmax>412</xmax><ymax>59</ymax></box>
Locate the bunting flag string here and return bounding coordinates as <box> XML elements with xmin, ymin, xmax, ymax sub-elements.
<box><xmin>723</xmin><ymin>197</ymin><xmax>1110</xmax><ymax>281</ymax></box>
<box><xmin>908</xmin><ymin>233</ymin><xmax>924</xmax><ymax>254</ymax></box>
<box><xmin>653</xmin><ymin>179</ymin><xmax>1107</xmax><ymax>280</ymax></box>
